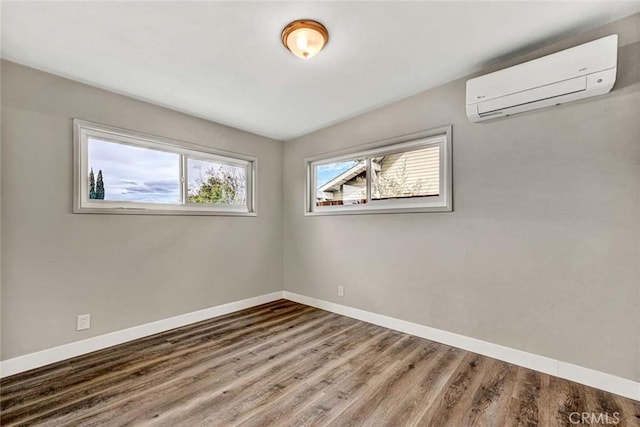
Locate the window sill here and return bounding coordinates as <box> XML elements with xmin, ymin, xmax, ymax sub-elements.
<box><xmin>305</xmin><ymin>205</ymin><xmax>452</xmax><ymax>216</ymax></box>
<box><xmin>73</xmin><ymin>207</ymin><xmax>257</xmax><ymax>217</ymax></box>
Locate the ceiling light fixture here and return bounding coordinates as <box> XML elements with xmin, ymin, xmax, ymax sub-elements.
<box><xmin>281</xmin><ymin>20</ymin><xmax>329</xmax><ymax>59</ymax></box>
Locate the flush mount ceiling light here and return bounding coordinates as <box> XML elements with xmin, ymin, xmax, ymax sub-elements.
<box><xmin>281</xmin><ymin>20</ymin><xmax>329</xmax><ymax>59</ymax></box>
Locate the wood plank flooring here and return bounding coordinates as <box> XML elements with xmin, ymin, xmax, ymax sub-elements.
<box><xmin>1</xmin><ymin>300</ymin><xmax>638</xmax><ymax>426</ymax></box>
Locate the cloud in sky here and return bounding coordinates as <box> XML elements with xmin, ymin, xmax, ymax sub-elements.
<box><xmin>123</xmin><ymin>180</ymin><xmax>178</xmax><ymax>194</ymax></box>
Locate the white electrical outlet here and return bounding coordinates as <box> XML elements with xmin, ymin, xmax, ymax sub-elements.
<box><xmin>337</xmin><ymin>285</ymin><xmax>344</xmax><ymax>297</ymax></box>
<box><xmin>77</xmin><ymin>313</ymin><xmax>91</xmax><ymax>331</ymax></box>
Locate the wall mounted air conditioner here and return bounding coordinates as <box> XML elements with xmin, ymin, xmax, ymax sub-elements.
<box><xmin>466</xmin><ymin>34</ymin><xmax>618</xmax><ymax>122</ymax></box>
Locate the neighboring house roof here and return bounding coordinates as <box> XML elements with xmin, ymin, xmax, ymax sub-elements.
<box><xmin>317</xmin><ymin>162</ymin><xmax>367</xmax><ymax>193</ymax></box>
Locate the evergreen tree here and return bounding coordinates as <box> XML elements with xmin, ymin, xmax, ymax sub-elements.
<box><xmin>88</xmin><ymin>168</ymin><xmax>96</xmax><ymax>199</ymax></box>
<box><xmin>96</xmin><ymin>170</ymin><xmax>105</xmax><ymax>200</ymax></box>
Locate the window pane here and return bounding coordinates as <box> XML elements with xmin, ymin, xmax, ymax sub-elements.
<box><xmin>315</xmin><ymin>159</ymin><xmax>367</xmax><ymax>206</ymax></box>
<box><xmin>372</xmin><ymin>145</ymin><xmax>440</xmax><ymax>200</ymax></box>
<box><xmin>87</xmin><ymin>138</ymin><xmax>180</xmax><ymax>204</ymax></box>
<box><xmin>187</xmin><ymin>158</ymin><xmax>247</xmax><ymax>205</ymax></box>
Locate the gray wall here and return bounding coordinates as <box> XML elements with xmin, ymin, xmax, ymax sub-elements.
<box><xmin>0</xmin><ymin>3</ymin><xmax>3</xmax><ymax>361</ymax></box>
<box><xmin>1</xmin><ymin>61</ymin><xmax>283</xmax><ymax>360</ymax></box>
<box><xmin>283</xmin><ymin>15</ymin><xmax>640</xmax><ymax>381</ymax></box>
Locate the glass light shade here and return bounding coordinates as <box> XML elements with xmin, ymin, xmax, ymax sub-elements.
<box><xmin>282</xmin><ymin>20</ymin><xmax>328</xmax><ymax>59</ymax></box>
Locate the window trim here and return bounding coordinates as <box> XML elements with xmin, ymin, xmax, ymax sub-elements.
<box><xmin>73</xmin><ymin>119</ymin><xmax>257</xmax><ymax>216</ymax></box>
<box><xmin>305</xmin><ymin>125</ymin><xmax>452</xmax><ymax>215</ymax></box>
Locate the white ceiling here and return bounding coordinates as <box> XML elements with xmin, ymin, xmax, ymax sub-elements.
<box><xmin>2</xmin><ymin>2</ymin><xmax>640</xmax><ymax>140</ymax></box>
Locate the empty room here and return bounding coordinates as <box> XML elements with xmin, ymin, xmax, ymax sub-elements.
<box><xmin>1</xmin><ymin>1</ymin><xmax>639</xmax><ymax>426</ymax></box>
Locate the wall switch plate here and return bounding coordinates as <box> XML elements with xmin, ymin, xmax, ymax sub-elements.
<box><xmin>338</xmin><ymin>285</ymin><xmax>344</xmax><ymax>297</ymax></box>
<box><xmin>77</xmin><ymin>313</ymin><xmax>91</xmax><ymax>331</ymax></box>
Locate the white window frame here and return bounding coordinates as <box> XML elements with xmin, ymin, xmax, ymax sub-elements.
<box><xmin>306</xmin><ymin>126</ymin><xmax>452</xmax><ymax>215</ymax></box>
<box><xmin>73</xmin><ymin>119</ymin><xmax>257</xmax><ymax>216</ymax></box>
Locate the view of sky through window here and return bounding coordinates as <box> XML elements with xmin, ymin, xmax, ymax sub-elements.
<box><xmin>315</xmin><ymin>160</ymin><xmax>358</xmax><ymax>187</ymax></box>
<box><xmin>87</xmin><ymin>138</ymin><xmax>180</xmax><ymax>204</ymax></box>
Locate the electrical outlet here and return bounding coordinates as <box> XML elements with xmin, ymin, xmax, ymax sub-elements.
<box><xmin>77</xmin><ymin>313</ymin><xmax>91</xmax><ymax>331</ymax></box>
<box><xmin>337</xmin><ymin>285</ymin><xmax>344</xmax><ymax>297</ymax></box>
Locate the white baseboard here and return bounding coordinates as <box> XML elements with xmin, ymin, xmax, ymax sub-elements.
<box><xmin>0</xmin><ymin>291</ymin><xmax>284</xmax><ymax>378</ymax></box>
<box><xmin>2</xmin><ymin>290</ymin><xmax>637</xmax><ymax>401</ymax></box>
<box><xmin>283</xmin><ymin>291</ymin><xmax>640</xmax><ymax>401</ymax></box>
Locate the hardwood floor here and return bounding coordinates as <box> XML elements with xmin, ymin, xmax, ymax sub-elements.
<box><xmin>1</xmin><ymin>300</ymin><xmax>638</xmax><ymax>426</ymax></box>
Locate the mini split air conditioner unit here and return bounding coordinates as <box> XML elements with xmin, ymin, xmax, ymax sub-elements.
<box><xmin>466</xmin><ymin>34</ymin><xmax>618</xmax><ymax>122</ymax></box>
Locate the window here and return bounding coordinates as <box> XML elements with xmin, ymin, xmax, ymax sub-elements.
<box><xmin>74</xmin><ymin>120</ymin><xmax>256</xmax><ymax>215</ymax></box>
<box><xmin>307</xmin><ymin>126</ymin><xmax>452</xmax><ymax>214</ymax></box>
